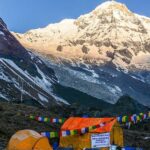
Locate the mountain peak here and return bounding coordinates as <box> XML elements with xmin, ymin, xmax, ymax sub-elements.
<box><xmin>96</xmin><ymin>0</ymin><xmax>122</xmax><ymax>8</ymax></box>
<box><xmin>94</xmin><ymin>0</ymin><xmax>131</xmax><ymax>15</ymax></box>
<box><xmin>75</xmin><ymin>0</ymin><xmax>133</xmax><ymax>30</ymax></box>
<box><xmin>96</xmin><ymin>0</ymin><xmax>126</xmax><ymax>9</ymax></box>
<box><xmin>13</xmin><ymin>0</ymin><xmax>150</xmax><ymax>70</ymax></box>
<box><xmin>10</xmin><ymin>1</ymin><xmax>150</xmax><ymax>107</ymax></box>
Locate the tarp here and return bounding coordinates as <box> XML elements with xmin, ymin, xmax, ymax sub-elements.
<box><xmin>61</xmin><ymin>117</ymin><xmax>116</xmax><ymax>133</ymax></box>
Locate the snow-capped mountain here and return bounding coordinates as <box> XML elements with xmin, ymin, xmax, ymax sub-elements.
<box><xmin>12</xmin><ymin>1</ymin><xmax>150</xmax><ymax>106</ymax></box>
<box><xmin>0</xmin><ymin>18</ymin><xmax>69</xmax><ymax>107</ymax></box>
<box><xmin>13</xmin><ymin>1</ymin><xmax>150</xmax><ymax>67</ymax></box>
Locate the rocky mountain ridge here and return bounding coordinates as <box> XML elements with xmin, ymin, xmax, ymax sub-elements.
<box><xmin>12</xmin><ymin>1</ymin><xmax>150</xmax><ymax>106</ymax></box>
<box><xmin>13</xmin><ymin>1</ymin><xmax>150</xmax><ymax>71</ymax></box>
<box><xmin>1</xmin><ymin>1</ymin><xmax>150</xmax><ymax>107</ymax></box>
<box><xmin>0</xmin><ymin>17</ymin><xmax>68</xmax><ymax>107</ymax></box>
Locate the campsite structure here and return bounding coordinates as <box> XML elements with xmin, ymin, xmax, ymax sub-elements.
<box><xmin>7</xmin><ymin>130</ymin><xmax>53</xmax><ymax>150</ymax></box>
<box><xmin>60</xmin><ymin>117</ymin><xmax>124</xmax><ymax>150</ymax></box>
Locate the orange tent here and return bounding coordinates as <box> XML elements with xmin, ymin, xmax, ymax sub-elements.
<box><xmin>60</xmin><ymin>117</ymin><xmax>123</xmax><ymax>150</ymax></box>
<box><xmin>7</xmin><ymin>129</ymin><xmax>53</xmax><ymax>150</ymax></box>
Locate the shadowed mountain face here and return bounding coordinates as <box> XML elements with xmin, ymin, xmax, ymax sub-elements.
<box><xmin>0</xmin><ymin>17</ymin><xmax>69</xmax><ymax>107</ymax></box>
<box><xmin>38</xmin><ymin>57</ymin><xmax>150</xmax><ymax>107</ymax></box>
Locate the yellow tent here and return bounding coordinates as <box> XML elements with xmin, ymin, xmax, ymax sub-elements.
<box><xmin>60</xmin><ymin>117</ymin><xmax>123</xmax><ymax>150</ymax></box>
<box><xmin>7</xmin><ymin>129</ymin><xmax>53</xmax><ymax>150</ymax></box>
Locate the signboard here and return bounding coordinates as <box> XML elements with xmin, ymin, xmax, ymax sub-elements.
<box><xmin>91</xmin><ymin>133</ymin><xmax>110</xmax><ymax>148</ymax></box>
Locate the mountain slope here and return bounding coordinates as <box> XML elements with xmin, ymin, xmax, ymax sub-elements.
<box><xmin>13</xmin><ymin>1</ymin><xmax>150</xmax><ymax>106</ymax></box>
<box><xmin>0</xmin><ymin>18</ymin><xmax>68</xmax><ymax>107</ymax></box>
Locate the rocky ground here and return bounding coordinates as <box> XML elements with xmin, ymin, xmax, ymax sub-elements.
<box><xmin>0</xmin><ymin>101</ymin><xmax>150</xmax><ymax>150</ymax></box>
<box><xmin>0</xmin><ymin>102</ymin><xmax>63</xmax><ymax>150</ymax></box>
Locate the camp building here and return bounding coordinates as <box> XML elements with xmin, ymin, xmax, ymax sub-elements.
<box><xmin>60</xmin><ymin>117</ymin><xmax>124</xmax><ymax>150</ymax></box>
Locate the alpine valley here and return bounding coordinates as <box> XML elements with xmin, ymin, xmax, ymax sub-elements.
<box><xmin>1</xmin><ymin>1</ymin><xmax>150</xmax><ymax>109</ymax></box>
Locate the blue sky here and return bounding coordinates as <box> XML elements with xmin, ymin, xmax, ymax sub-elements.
<box><xmin>0</xmin><ymin>0</ymin><xmax>150</xmax><ymax>33</ymax></box>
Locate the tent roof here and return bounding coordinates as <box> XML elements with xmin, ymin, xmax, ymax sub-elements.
<box><xmin>61</xmin><ymin>117</ymin><xmax>117</xmax><ymax>133</ymax></box>
<box><xmin>7</xmin><ymin>130</ymin><xmax>52</xmax><ymax>150</ymax></box>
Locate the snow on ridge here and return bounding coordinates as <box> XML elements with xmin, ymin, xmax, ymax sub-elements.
<box><xmin>46</xmin><ymin>19</ymin><xmax>75</xmax><ymax>28</ymax></box>
<box><xmin>0</xmin><ymin>58</ymin><xmax>69</xmax><ymax>105</ymax></box>
<box><xmin>68</xmin><ymin>67</ymin><xmax>100</xmax><ymax>84</ymax></box>
<box><xmin>51</xmin><ymin>93</ymin><xmax>70</xmax><ymax>105</ymax></box>
<box><xmin>114</xmin><ymin>85</ymin><xmax>122</xmax><ymax>93</ymax></box>
<box><xmin>34</xmin><ymin>65</ymin><xmax>53</xmax><ymax>92</ymax></box>
<box><xmin>0</xmin><ymin>93</ymin><xmax>8</xmax><ymax>101</ymax></box>
<box><xmin>25</xmin><ymin>19</ymin><xmax>77</xmax><ymax>37</ymax></box>
<box><xmin>0</xmin><ymin>68</ymin><xmax>10</xmax><ymax>82</ymax></box>
<box><xmin>0</xmin><ymin>58</ymin><xmax>52</xmax><ymax>98</ymax></box>
<box><xmin>28</xmin><ymin>19</ymin><xmax>76</xmax><ymax>31</ymax></box>
<box><xmin>0</xmin><ymin>31</ymin><xmax>5</xmax><ymax>36</ymax></box>
<box><xmin>0</xmin><ymin>58</ymin><xmax>32</xmax><ymax>80</ymax></box>
<box><xmin>107</xmin><ymin>85</ymin><xmax>122</xmax><ymax>96</ymax></box>
<box><xmin>82</xmin><ymin>67</ymin><xmax>99</xmax><ymax>78</ymax></box>
<box><xmin>38</xmin><ymin>93</ymin><xmax>48</xmax><ymax>102</ymax></box>
<box><xmin>95</xmin><ymin>0</ymin><xmax>125</xmax><ymax>11</ymax></box>
<box><xmin>0</xmin><ymin>58</ymin><xmax>53</xmax><ymax>94</ymax></box>
<box><xmin>50</xmin><ymin>19</ymin><xmax>75</xmax><ymax>26</ymax></box>
<box><xmin>130</xmin><ymin>75</ymin><xmax>145</xmax><ymax>83</ymax></box>
<box><xmin>135</xmin><ymin>13</ymin><xmax>150</xmax><ymax>21</ymax></box>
